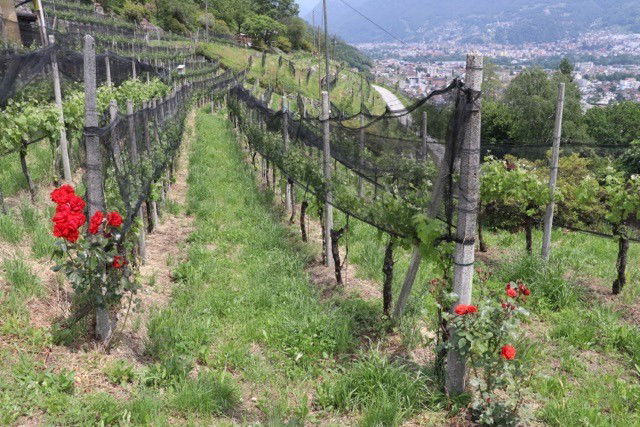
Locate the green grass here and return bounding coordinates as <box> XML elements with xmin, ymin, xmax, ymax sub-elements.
<box><xmin>317</xmin><ymin>351</ymin><xmax>441</xmax><ymax>425</ymax></box>
<box><xmin>0</xmin><ymin>213</ymin><xmax>25</xmax><ymax>243</ymax></box>
<box><xmin>1</xmin><ymin>106</ymin><xmax>639</xmax><ymax>424</ymax></box>
<box><xmin>170</xmin><ymin>371</ymin><xmax>239</xmax><ymax>416</ymax></box>
<box><xmin>1</xmin><ymin>257</ymin><xmax>43</xmax><ymax>305</ymax></box>
<box><xmin>0</xmin><ymin>144</ymin><xmax>55</xmax><ymax>197</ymax></box>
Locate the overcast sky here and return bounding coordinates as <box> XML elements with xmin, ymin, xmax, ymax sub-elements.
<box><xmin>297</xmin><ymin>0</ymin><xmax>317</xmax><ymax>16</ymax></box>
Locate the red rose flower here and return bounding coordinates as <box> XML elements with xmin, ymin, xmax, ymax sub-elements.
<box><xmin>466</xmin><ymin>305</ymin><xmax>478</xmax><ymax>314</ymax></box>
<box><xmin>506</xmin><ymin>288</ymin><xmax>518</xmax><ymax>298</ymax></box>
<box><xmin>501</xmin><ymin>345</ymin><xmax>516</xmax><ymax>360</ymax></box>
<box><xmin>518</xmin><ymin>284</ymin><xmax>531</xmax><ymax>296</ymax></box>
<box><xmin>106</xmin><ymin>211</ymin><xmax>123</xmax><ymax>227</ymax></box>
<box><xmin>88</xmin><ymin>211</ymin><xmax>104</xmax><ymax>234</ymax></box>
<box><xmin>50</xmin><ymin>185</ymin><xmax>75</xmax><ymax>204</ymax></box>
<box><xmin>454</xmin><ymin>304</ymin><xmax>478</xmax><ymax>315</ymax></box>
<box><xmin>112</xmin><ymin>256</ymin><xmax>127</xmax><ymax>269</ymax></box>
<box><xmin>68</xmin><ymin>195</ymin><xmax>86</xmax><ymax>213</ymax></box>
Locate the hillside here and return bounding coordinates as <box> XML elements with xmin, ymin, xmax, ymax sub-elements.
<box><xmin>307</xmin><ymin>0</ymin><xmax>640</xmax><ymax>43</ymax></box>
<box><xmin>3</xmin><ymin>0</ymin><xmax>640</xmax><ymax>425</ymax></box>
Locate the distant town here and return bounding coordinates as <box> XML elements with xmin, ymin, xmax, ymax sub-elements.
<box><xmin>360</xmin><ymin>31</ymin><xmax>640</xmax><ymax>108</ymax></box>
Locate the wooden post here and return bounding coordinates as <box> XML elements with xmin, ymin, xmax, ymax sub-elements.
<box><xmin>127</xmin><ymin>99</ymin><xmax>146</xmax><ymax>264</ymax></box>
<box><xmin>421</xmin><ymin>111</ymin><xmax>428</xmax><ymax>162</ymax></box>
<box><xmin>541</xmin><ymin>83</ymin><xmax>565</xmax><ymax>261</ymax></box>
<box><xmin>34</xmin><ymin>0</ymin><xmax>48</xmax><ymax>46</ymax></box>
<box><xmin>84</xmin><ymin>35</ymin><xmax>110</xmax><ymax>342</ymax></box>
<box><xmin>132</xmin><ymin>59</ymin><xmax>137</xmax><ymax>79</ymax></box>
<box><xmin>0</xmin><ymin>0</ymin><xmax>22</xmax><ymax>46</ymax></box>
<box><xmin>322</xmin><ymin>91</ymin><xmax>333</xmax><ymax>269</ymax></box>
<box><xmin>49</xmin><ymin>35</ymin><xmax>72</xmax><ymax>182</ymax></box>
<box><xmin>283</xmin><ymin>96</ymin><xmax>292</xmax><ymax>213</ymax></box>
<box><xmin>446</xmin><ymin>54</ymin><xmax>483</xmax><ymax>395</ymax></box>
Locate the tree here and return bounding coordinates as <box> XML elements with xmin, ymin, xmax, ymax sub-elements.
<box><xmin>482</xmin><ymin>101</ymin><xmax>513</xmax><ymax>143</ymax></box>
<box><xmin>559</xmin><ymin>57</ymin><xmax>574</xmax><ymax>77</ymax></box>
<box><xmin>585</xmin><ymin>101</ymin><xmax>640</xmax><ymax>145</ymax></box>
<box><xmin>281</xmin><ymin>16</ymin><xmax>311</xmax><ymax>51</ymax></box>
<box><xmin>482</xmin><ymin>58</ymin><xmax>503</xmax><ymax>101</ymax></box>
<box><xmin>253</xmin><ymin>0</ymin><xmax>298</xmax><ymax>20</ymax></box>
<box><xmin>244</xmin><ymin>13</ymin><xmax>285</xmax><ymax>46</ymax></box>
<box><xmin>503</xmin><ymin>68</ymin><xmax>587</xmax><ymax>144</ymax></box>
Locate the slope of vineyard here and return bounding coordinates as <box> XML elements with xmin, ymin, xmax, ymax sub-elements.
<box><xmin>2</xmin><ymin>1</ymin><xmax>640</xmax><ymax>424</ymax></box>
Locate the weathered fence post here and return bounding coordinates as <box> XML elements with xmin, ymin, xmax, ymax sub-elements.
<box><xmin>84</xmin><ymin>35</ymin><xmax>110</xmax><ymax>342</ymax></box>
<box><xmin>127</xmin><ymin>99</ymin><xmax>146</xmax><ymax>264</ymax></box>
<box><xmin>132</xmin><ymin>59</ymin><xmax>137</xmax><ymax>79</ymax></box>
<box><xmin>541</xmin><ymin>83</ymin><xmax>565</xmax><ymax>261</ymax></box>
<box><xmin>322</xmin><ymin>91</ymin><xmax>334</xmax><ymax>269</ymax></box>
<box><xmin>446</xmin><ymin>54</ymin><xmax>484</xmax><ymax>395</ymax></box>
<box><xmin>49</xmin><ymin>34</ymin><xmax>72</xmax><ymax>182</ymax></box>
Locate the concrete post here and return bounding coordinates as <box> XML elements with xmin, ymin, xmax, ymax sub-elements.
<box><xmin>446</xmin><ymin>54</ymin><xmax>484</xmax><ymax>395</ymax></box>
<box><xmin>84</xmin><ymin>35</ymin><xmax>110</xmax><ymax>343</ymax></box>
<box><xmin>283</xmin><ymin>96</ymin><xmax>292</xmax><ymax>213</ymax></box>
<box><xmin>541</xmin><ymin>83</ymin><xmax>566</xmax><ymax>261</ymax></box>
<box><xmin>105</xmin><ymin>56</ymin><xmax>112</xmax><ymax>88</ymax></box>
<box><xmin>0</xmin><ymin>0</ymin><xmax>22</xmax><ymax>46</ymax></box>
<box><xmin>421</xmin><ymin>111</ymin><xmax>428</xmax><ymax>162</ymax></box>
<box><xmin>49</xmin><ymin>34</ymin><xmax>72</xmax><ymax>182</ymax></box>
<box><xmin>358</xmin><ymin>114</ymin><xmax>365</xmax><ymax>197</ymax></box>
<box><xmin>322</xmin><ymin>91</ymin><xmax>333</xmax><ymax>269</ymax></box>
<box><xmin>127</xmin><ymin>99</ymin><xmax>146</xmax><ymax>264</ymax></box>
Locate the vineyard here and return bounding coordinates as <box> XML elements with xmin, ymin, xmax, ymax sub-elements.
<box><xmin>1</xmin><ymin>0</ymin><xmax>640</xmax><ymax>425</ymax></box>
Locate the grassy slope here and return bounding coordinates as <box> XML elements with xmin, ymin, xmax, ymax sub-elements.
<box><xmin>200</xmin><ymin>41</ymin><xmax>385</xmax><ymax>116</ymax></box>
<box><xmin>1</xmin><ymin>104</ymin><xmax>639</xmax><ymax>424</ymax></box>
<box><xmin>331</xmin><ymin>206</ymin><xmax>640</xmax><ymax>425</ymax></box>
<box><xmin>143</xmin><ymin>110</ymin><xmax>448</xmax><ymax>424</ymax></box>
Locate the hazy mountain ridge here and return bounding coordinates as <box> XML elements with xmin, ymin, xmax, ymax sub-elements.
<box><xmin>306</xmin><ymin>0</ymin><xmax>640</xmax><ymax>44</ymax></box>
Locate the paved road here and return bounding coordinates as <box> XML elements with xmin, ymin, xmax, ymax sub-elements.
<box><xmin>372</xmin><ymin>84</ymin><xmax>413</xmax><ymax>128</ymax></box>
<box><xmin>371</xmin><ymin>84</ymin><xmax>444</xmax><ymax>164</ymax></box>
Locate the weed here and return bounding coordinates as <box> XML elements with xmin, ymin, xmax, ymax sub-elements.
<box><xmin>103</xmin><ymin>359</ymin><xmax>136</xmax><ymax>386</ymax></box>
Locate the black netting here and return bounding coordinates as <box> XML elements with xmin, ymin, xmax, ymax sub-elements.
<box><xmin>228</xmin><ymin>81</ymin><xmax>473</xmax><ymax>240</ymax></box>
<box><xmin>99</xmin><ymin>70</ymin><xmax>243</xmax><ymax>238</ymax></box>
<box><xmin>0</xmin><ymin>17</ymin><xmax>222</xmax><ymax>106</ymax></box>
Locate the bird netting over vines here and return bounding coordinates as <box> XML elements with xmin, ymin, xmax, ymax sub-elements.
<box><xmin>0</xmin><ymin>17</ymin><xmax>216</xmax><ymax>107</ymax></box>
<box><xmin>228</xmin><ymin>80</ymin><xmax>475</xmax><ymax>241</ymax></box>
<box><xmin>228</xmin><ymin>79</ymin><xmax>640</xmax><ymax>248</ymax></box>
<box><xmin>99</xmin><ymin>70</ymin><xmax>243</xmax><ymax>237</ymax></box>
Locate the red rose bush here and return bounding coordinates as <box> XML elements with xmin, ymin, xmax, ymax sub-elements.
<box><xmin>50</xmin><ymin>186</ymin><xmax>138</xmax><ymax>318</ymax></box>
<box><xmin>445</xmin><ymin>280</ymin><xmax>531</xmax><ymax>425</ymax></box>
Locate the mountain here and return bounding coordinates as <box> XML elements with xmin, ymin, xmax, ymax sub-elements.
<box><xmin>306</xmin><ymin>0</ymin><xmax>640</xmax><ymax>44</ymax></box>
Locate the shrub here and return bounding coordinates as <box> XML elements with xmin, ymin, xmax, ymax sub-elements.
<box><xmin>122</xmin><ymin>0</ymin><xmax>149</xmax><ymax>22</ymax></box>
<box><xmin>446</xmin><ymin>281</ymin><xmax>532</xmax><ymax>425</ymax></box>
